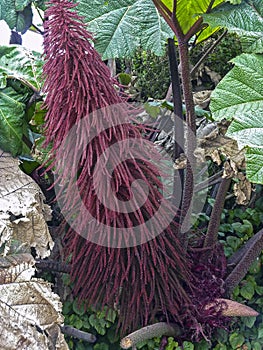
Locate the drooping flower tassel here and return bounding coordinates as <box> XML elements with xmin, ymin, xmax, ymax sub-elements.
<box><xmin>43</xmin><ymin>0</ymin><xmax>194</xmax><ymax>335</ymax></box>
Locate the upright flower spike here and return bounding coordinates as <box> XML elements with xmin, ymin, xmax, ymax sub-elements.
<box><xmin>43</xmin><ymin>0</ymin><xmax>193</xmax><ymax>336</ymax></box>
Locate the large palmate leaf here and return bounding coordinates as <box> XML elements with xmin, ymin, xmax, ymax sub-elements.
<box><xmin>226</xmin><ymin>111</ymin><xmax>263</xmax><ymax>184</ymax></box>
<box><xmin>0</xmin><ymin>46</ymin><xmax>42</xmax><ymax>91</ymax></box>
<box><xmin>245</xmin><ymin>148</ymin><xmax>263</xmax><ymax>184</ymax></box>
<box><xmin>204</xmin><ymin>0</ymin><xmax>263</xmax><ymax>53</ymax></box>
<box><xmin>210</xmin><ymin>54</ymin><xmax>263</xmax><ymax>120</ymax></box>
<box><xmin>227</xmin><ymin>110</ymin><xmax>263</xmax><ymax>149</ymax></box>
<box><xmin>0</xmin><ymin>86</ymin><xmax>29</xmax><ymax>156</ymax></box>
<box><xmin>77</xmin><ymin>0</ymin><xmax>174</xmax><ymax>59</ymax></box>
<box><xmin>210</xmin><ymin>54</ymin><xmax>263</xmax><ymax>184</ymax></box>
<box><xmin>0</xmin><ymin>46</ymin><xmax>42</xmax><ymax>156</ymax></box>
<box><xmin>158</xmin><ymin>0</ymin><xmax>224</xmax><ymax>42</ymax></box>
<box><xmin>0</xmin><ymin>0</ymin><xmax>33</xmax><ymax>34</ymax></box>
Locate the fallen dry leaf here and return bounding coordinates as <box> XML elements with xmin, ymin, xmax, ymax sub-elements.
<box><xmin>0</xmin><ymin>152</ymin><xmax>53</xmax><ymax>257</ymax></box>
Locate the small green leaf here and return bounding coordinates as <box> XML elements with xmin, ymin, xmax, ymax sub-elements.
<box><xmin>240</xmin><ymin>220</ymin><xmax>254</xmax><ymax>235</ymax></box>
<box><xmin>182</xmin><ymin>341</ymin><xmax>194</xmax><ymax>350</ymax></box>
<box><xmin>143</xmin><ymin>101</ymin><xmax>162</xmax><ymax>118</ymax></box>
<box><xmin>240</xmin><ymin>281</ymin><xmax>255</xmax><ymax>300</ymax></box>
<box><xmin>94</xmin><ymin>343</ymin><xmax>109</xmax><ymax>350</ymax></box>
<box><xmin>229</xmin><ymin>333</ymin><xmax>245</xmax><ymax>349</ymax></box>
<box><xmin>213</xmin><ymin>344</ymin><xmax>227</xmax><ymax>350</ymax></box>
<box><xmin>118</xmin><ymin>73</ymin><xmax>132</xmax><ymax>86</ymax></box>
<box><xmin>255</xmin><ymin>285</ymin><xmax>263</xmax><ymax>295</ymax></box>
<box><xmin>62</xmin><ymin>300</ymin><xmax>72</xmax><ymax>315</ymax></box>
<box><xmin>106</xmin><ymin>327</ymin><xmax>119</xmax><ymax>344</ymax></box>
<box><xmin>73</xmin><ymin>299</ymin><xmax>86</xmax><ymax>316</ymax></box>
<box><xmin>242</xmin><ymin>316</ymin><xmax>257</xmax><ymax>328</ymax></box>
<box><xmin>258</xmin><ymin>324</ymin><xmax>263</xmax><ymax>338</ymax></box>
<box><xmin>226</xmin><ymin>236</ymin><xmax>241</xmax><ymax>250</ymax></box>
<box><xmin>195</xmin><ymin>340</ymin><xmax>210</xmax><ymax>350</ymax></box>
<box><xmin>69</xmin><ymin>314</ymin><xmax>82</xmax><ymax>329</ymax></box>
<box><xmin>105</xmin><ymin>308</ymin><xmax>117</xmax><ymax>323</ymax></box>
<box><xmin>251</xmin><ymin>342</ymin><xmax>262</xmax><ymax>350</ymax></box>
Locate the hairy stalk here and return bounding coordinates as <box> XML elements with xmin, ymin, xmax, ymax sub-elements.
<box><xmin>194</xmin><ymin>171</ymin><xmax>223</xmax><ymax>193</ymax></box>
<box><xmin>167</xmin><ymin>38</ymin><xmax>184</xmax><ymax>210</ymax></box>
<box><xmin>225</xmin><ymin>228</ymin><xmax>263</xmax><ymax>296</ymax></box>
<box><xmin>35</xmin><ymin>259</ymin><xmax>71</xmax><ymax>273</ymax></box>
<box><xmin>120</xmin><ymin>323</ymin><xmax>181</xmax><ymax>349</ymax></box>
<box><xmin>203</xmin><ymin>177</ymin><xmax>231</xmax><ymax>249</ymax></box>
<box><xmin>206</xmin><ymin>0</ymin><xmax>216</xmax><ymax>13</ymax></box>
<box><xmin>151</xmin><ymin>0</ymin><xmax>176</xmax><ymax>33</ymax></box>
<box><xmin>228</xmin><ymin>230</ymin><xmax>263</xmax><ymax>267</ymax></box>
<box><xmin>177</xmin><ymin>42</ymin><xmax>196</xmax><ymax>237</ymax></box>
<box><xmin>184</xmin><ymin>18</ymin><xmax>203</xmax><ymax>43</ymax></box>
<box><xmin>61</xmin><ymin>326</ymin><xmax>96</xmax><ymax>343</ymax></box>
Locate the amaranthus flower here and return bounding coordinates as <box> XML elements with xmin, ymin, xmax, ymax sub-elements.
<box><xmin>42</xmin><ymin>0</ymin><xmax>229</xmax><ymax>339</ymax></box>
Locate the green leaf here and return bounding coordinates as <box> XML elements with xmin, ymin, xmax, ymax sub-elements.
<box><xmin>15</xmin><ymin>0</ymin><xmax>32</xmax><ymax>12</ymax></box>
<box><xmin>0</xmin><ymin>46</ymin><xmax>43</xmax><ymax>156</ymax></box>
<box><xmin>0</xmin><ymin>0</ymin><xmax>33</xmax><ymax>33</ymax></box>
<box><xmin>0</xmin><ymin>46</ymin><xmax>42</xmax><ymax>91</ymax></box>
<box><xmin>16</xmin><ymin>4</ymin><xmax>33</xmax><ymax>34</ymax></box>
<box><xmin>160</xmin><ymin>0</ymin><xmax>224</xmax><ymax>42</ymax></box>
<box><xmin>229</xmin><ymin>333</ymin><xmax>245</xmax><ymax>349</ymax></box>
<box><xmin>242</xmin><ymin>316</ymin><xmax>257</xmax><ymax>328</ymax></box>
<box><xmin>0</xmin><ymin>0</ymin><xmax>18</xmax><ymax>29</ymax></box>
<box><xmin>240</xmin><ymin>281</ymin><xmax>255</xmax><ymax>300</ymax></box>
<box><xmin>255</xmin><ymin>285</ymin><xmax>263</xmax><ymax>295</ymax></box>
<box><xmin>94</xmin><ymin>343</ymin><xmax>109</xmax><ymax>350</ymax></box>
<box><xmin>77</xmin><ymin>0</ymin><xmax>173</xmax><ymax>59</ymax></box>
<box><xmin>204</xmin><ymin>0</ymin><xmax>263</xmax><ymax>53</ymax></box>
<box><xmin>105</xmin><ymin>308</ymin><xmax>117</xmax><ymax>323</ymax></box>
<box><xmin>118</xmin><ymin>73</ymin><xmax>131</xmax><ymax>85</ymax></box>
<box><xmin>182</xmin><ymin>341</ymin><xmax>194</xmax><ymax>350</ymax></box>
<box><xmin>251</xmin><ymin>342</ymin><xmax>262</xmax><ymax>350</ymax></box>
<box><xmin>211</xmin><ymin>54</ymin><xmax>263</xmax><ymax>121</ymax></box>
<box><xmin>258</xmin><ymin>324</ymin><xmax>263</xmax><ymax>338</ymax></box>
<box><xmin>210</xmin><ymin>53</ymin><xmax>263</xmax><ymax>184</ymax></box>
<box><xmin>0</xmin><ymin>86</ymin><xmax>29</xmax><ymax>155</ymax></box>
<box><xmin>226</xmin><ymin>236</ymin><xmax>241</xmax><ymax>250</ymax></box>
<box><xmin>245</xmin><ymin>147</ymin><xmax>263</xmax><ymax>184</ymax></box>
<box><xmin>62</xmin><ymin>300</ymin><xmax>73</xmax><ymax>316</ymax></box>
<box><xmin>226</xmin><ymin>109</ymin><xmax>263</xmax><ymax>149</ymax></box>
<box><xmin>73</xmin><ymin>300</ymin><xmax>86</xmax><ymax>316</ymax></box>
<box><xmin>34</xmin><ymin>0</ymin><xmax>46</xmax><ymax>11</ymax></box>
<box><xmin>213</xmin><ymin>345</ymin><xmax>227</xmax><ymax>350</ymax></box>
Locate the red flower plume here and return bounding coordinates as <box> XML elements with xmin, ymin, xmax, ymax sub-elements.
<box><xmin>42</xmin><ymin>0</ymin><xmax>198</xmax><ymax>336</ymax></box>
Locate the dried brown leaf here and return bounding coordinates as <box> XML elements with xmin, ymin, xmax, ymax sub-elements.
<box><xmin>233</xmin><ymin>172</ymin><xmax>252</xmax><ymax>205</ymax></box>
<box><xmin>0</xmin><ymin>279</ymin><xmax>68</xmax><ymax>350</ymax></box>
<box><xmin>0</xmin><ymin>253</ymin><xmax>35</xmax><ymax>284</ymax></box>
<box><xmin>0</xmin><ymin>152</ymin><xmax>53</xmax><ymax>257</ymax></box>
